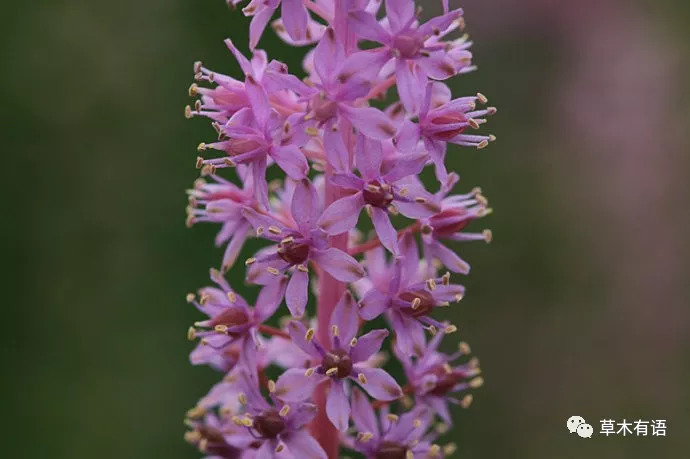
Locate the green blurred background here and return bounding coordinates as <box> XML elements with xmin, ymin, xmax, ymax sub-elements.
<box><xmin>2</xmin><ymin>0</ymin><xmax>689</xmax><ymax>457</ymax></box>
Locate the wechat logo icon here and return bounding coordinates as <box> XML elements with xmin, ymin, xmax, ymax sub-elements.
<box><xmin>567</xmin><ymin>416</ymin><xmax>593</xmax><ymax>438</ymax></box>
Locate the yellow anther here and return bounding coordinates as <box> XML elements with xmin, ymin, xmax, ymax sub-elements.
<box><xmin>436</xmin><ymin>422</ymin><xmax>449</xmax><ymax>434</ymax></box>
<box><xmin>460</xmin><ymin>394</ymin><xmax>473</xmax><ymax>408</ymax></box>
<box><xmin>245</xmin><ymin>257</ymin><xmax>257</xmax><ymax>265</ymax></box>
<box><xmin>470</xmin><ymin>376</ymin><xmax>484</xmax><ymax>388</ymax></box>
<box><xmin>444</xmin><ymin>443</ymin><xmax>458</xmax><ymax>455</ymax></box>
<box><xmin>483</xmin><ymin>229</ymin><xmax>493</xmax><ymax>243</ymax></box>
<box><xmin>458</xmin><ymin>341</ymin><xmax>471</xmax><ymax>354</ymax></box>
<box><xmin>413</xmin><ymin>418</ymin><xmax>422</xmax><ymax>428</ymax></box>
<box><xmin>305</xmin><ymin>328</ymin><xmax>315</xmax><ymax>342</ymax></box>
<box><xmin>199</xmin><ymin>294</ymin><xmax>209</xmax><ymax>305</ymax></box>
<box><xmin>387</xmin><ymin>414</ymin><xmax>399</xmax><ymax>423</ymax></box>
<box><xmin>349</xmin><ymin>337</ymin><xmax>358</xmax><ymax>347</ymax></box>
<box><xmin>358</xmin><ymin>373</ymin><xmax>367</xmax><ymax>384</ymax></box>
<box><xmin>187</xmin><ymin>326</ymin><xmax>196</xmax><ymax>341</ymax></box>
<box><xmin>476</xmin><ymin>92</ymin><xmax>488</xmax><ymax>104</ymax></box>
<box><xmin>275</xmin><ymin>443</ymin><xmax>285</xmax><ymax>453</ymax></box>
<box><xmin>256</xmin><ymin>226</ymin><xmax>265</xmax><ymax>236</ymax></box>
<box><xmin>237</xmin><ymin>393</ymin><xmax>248</xmax><ymax>405</ymax></box>
<box><xmin>411</xmin><ymin>297</ymin><xmax>421</xmax><ymax>310</ymax></box>
<box><xmin>268</xmin><ymin>225</ymin><xmax>282</xmax><ymax>234</ymax></box>
<box><xmin>441</xmin><ymin>272</ymin><xmax>451</xmax><ymax>285</ymax></box>
<box><xmin>226</xmin><ymin>291</ymin><xmax>237</xmax><ymax>303</ymax></box>
<box><xmin>304</xmin><ymin>367</ymin><xmax>315</xmax><ymax>377</ymax></box>
<box><xmin>267</xmin><ymin>380</ymin><xmax>276</xmax><ymax>393</ymax></box>
<box><xmin>331</xmin><ymin>325</ymin><xmax>339</xmax><ymax>337</ymax></box>
<box><xmin>326</xmin><ymin>367</ymin><xmax>338</xmax><ymax>377</ymax></box>
<box><xmin>426</xmin><ymin>278</ymin><xmax>437</xmax><ymax>290</ymax></box>
<box><xmin>279</xmin><ymin>405</ymin><xmax>290</xmax><ymax>417</ymax></box>
<box><xmin>267</xmin><ymin>267</ymin><xmax>280</xmax><ymax>276</ymax></box>
<box><xmin>215</xmin><ymin>324</ymin><xmax>229</xmax><ymax>334</ymax></box>
<box><xmin>297</xmin><ymin>264</ymin><xmax>308</xmax><ymax>272</ymax></box>
<box><xmin>358</xmin><ymin>432</ymin><xmax>374</xmax><ymax>442</ymax></box>
<box><xmin>445</xmin><ymin>324</ymin><xmax>458</xmax><ymax>334</ymax></box>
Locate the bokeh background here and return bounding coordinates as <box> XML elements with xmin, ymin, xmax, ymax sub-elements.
<box><xmin>2</xmin><ymin>0</ymin><xmax>689</xmax><ymax>457</ymax></box>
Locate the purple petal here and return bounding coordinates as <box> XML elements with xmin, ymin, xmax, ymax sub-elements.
<box><xmin>425</xmin><ymin>395</ymin><xmax>452</xmax><ymax>424</ymax></box>
<box><xmin>281</xmin><ymin>0</ymin><xmax>309</xmax><ymax>42</ymax></box>
<box><xmin>339</xmin><ymin>48</ymin><xmax>392</xmax><ymax>83</ymax></box>
<box><xmin>385</xmin><ymin>0</ymin><xmax>415</xmax><ymax>32</ymax></box>
<box><xmin>221</xmin><ymin>221</ymin><xmax>250</xmax><ymax>271</ymax></box>
<box><xmin>254</xmin><ymin>276</ymin><xmax>288</xmax><ymax>321</ymax></box>
<box><xmin>323</xmin><ymin>124</ymin><xmax>350</xmax><ymax>172</ymax></box>
<box><xmin>354</xmin><ymin>366</ymin><xmax>403</xmax><ymax>401</ymax></box>
<box><xmin>317</xmin><ymin>192</ymin><xmax>365</xmax><ymax>235</ymax></box>
<box><xmin>286</xmin><ymin>269</ymin><xmax>309</xmax><ymax>318</ymax></box>
<box><xmin>255</xmin><ymin>439</ymin><xmax>275</xmax><ymax>459</ymax></box>
<box><xmin>224</xmin><ymin>39</ymin><xmax>253</xmax><ymax>76</ymax></box>
<box><xmin>340</xmin><ymin>105</ymin><xmax>398</xmax><ymax>140</ymax></box>
<box><xmin>331</xmin><ymin>173</ymin><xmax>364</xmax><ymax>191</ymax></box>
<box><xmin>285</xmin><ymin>402</ymin><xmax>318</xmax><ymax>429</ymax></box>
<box><xmin>313</xmin><ymin>28</ymin><xmax>344</xmax><ymax>86</ymax></box>
<box><xmin>330</xmin><ymin>291</ymin><xmax>360</xmax><ymax>345</ymax></box>
<box><xmin>347</xmin><ymin>10</ymin><xmax>390</xmax><ymax>44</ymax></box>
<box><xmin>417</xmin><ymin>8</ymin><xmax>463</xmax><ymax>38</ymax></box>
<box><xmin>287</xmin><ymin>320</ymin><xmax>321</xmax><ymax>358</ymax></box>
<box><xmin>245</xmin><ymin>74</ymin><xmax>270</xmax><ymax>128</ymax></box>
<box><xmin>355</xmin><ymin>134</ymin><xmax>383</xmax><ymax>181</ymax></box>
<box><xmin>249</xmin><ymin>7</ymin><xmax>275</xmax><ymax>50</ymax></box>
<box><xmin>326</xmin><ymin>381</ymin><xmax>350</xmax><ymax>432</ymax></box>
<box><xmin>291</xmin><ymin>179</ymin><xmax>320</xmax><ymax>234</ymax></box>
<box><xmin>395</xmin><ymin>119</ymin><xmax>421</xmax><ymax>153</ymax></box>
<box><xmin>395</xmin><ymin>59</ymin><xmax>426</xmax><ymax>115</ymax></box>
<box><xmin>371</xmin><ymin>208</ymin><xmax>399</xmax><ymax>255</ymax></box>
<box><xmin>429</xmin><ymin>240</ymin><xmax>470</xmax><ymax>274</ymax></box>
<box><xmin>383</xmin><ymin>152</ymin><xmax>427</xmax><ymax>183</ymax></box>
<box><xmin>275</xmin><ymin>368</ymin><xmax>323</xmax><ymax>402</ymax></box>
<box><xmin>351</xmin><ymin>329</ymin><xmax>389</xmax><ymax>363</ymax></box>
<box><xmin>312</xmin><ymin>248</ymin><xmax>365</xmax><ymax>282</ymax></box>
<box><xmin>359</xmin><ymin>288</ymin><xmax>391</xmax><ymax>320</ymax></box>
<box><xmin>282</xmin><ymin>431</ymin><xmax>327</xmax><ymax>459</ymax></box>
<box><xmin>398</xmin><ymin>232</ymin><xmax>419</xmax><ymax>286</ymax></box>
<box><xmin>418</xmin><ymin>50</ymin><xmax>458</xmax><ymax>80</ymax></box>
<box><xmin>390</xmin><ymin>310</ymin><xmax>426</xmax><ymax>356</ymax></box>
<box><xmin>351</xmin><ymin>388</ymin><xmax>379</xmax><ymax>437</ymax></box>
<box><xmin>271</xmin><ymin>144</ymin><xmax>309</xmax><ymax>180</ymax></box>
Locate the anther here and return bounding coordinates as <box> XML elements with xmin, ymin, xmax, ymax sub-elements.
<box><xmin>266</xmin><ymin>267</ymin><xmax>280</xmax><ymax>276</ymax></box>
<box><xmin>358</xmin><ymin>373</ymin><xmax>367</xmax><ymax>384</ymax></box>
<box><xmin>268</xmin><ymin>380</ymin><xmax>276</xmax><ymax>393</ymax></box>
<box><xmin>476</xmin><ymin>93</ymin><xmax>488</xmax><ymax>104</ymax></box>
<box><xmin>185</xmin><ymin>105</ymin><xmax>193</xmax><ymax>119</ymax></box>
<box><xmin>476</xmin><ymin>140</ymin><xmax>489</xmax><ymax>149</ymax></box>
<box><xmin>483</xmin><ymin>229</ymin><xmax>492</xmax><ymax>243</ymax></box>
<box><xmin>413</xmin><ymin>418</ymin><xmax>422</xmax><ymax>428</ymax></box>
<box><xmin>195</xmin><ymin>156</ymin><xmax>204</xmax><ymax>169</ymax></box>
<box><xmin>215</xmin><ymin>324</ymin><xmax>229</xmax><ymax>334</ymax></box>
<box><xmin>350</xmin><ymin>337</ymin><xmax>358</xmax><ymax>347</ymax></box>
<box><xmin>470</xmin><ymin>376</ymin><xmax>484</xmax><ymax>388</ymax></box>
<box><xmin>186</xmin><ymin>293</ymin><xmax>195</xmax><ymax>303</ymax></box>
<box><xmin>275</xmin><ymin>443</ymin><xmax>285</xmax><ymax>453</ymax></box>
<box><xmin>441</xmin><ymin>272</ymin><xmax>451</xmax><ymax>285</ymax></box>
<box><xmin>279</xmin><ymin>405</ymin><xmax>290</xmax><ymax>417</ymax></box>
<box><xmin>331</xmin><ymin>325</ymin><xmax>339</xmax><ymax>337</ymax></box>
<box><xmin>297</xmin><ymin>264</ymin><xmax>308</xmax><ymax>272</ymax></box>
<box><xmin>460</xmin><ymin>394</ymin><xmax>473</xmax><ymax>408</ymax></box>
<box><xmin>238</xmin><ymin>393</ymin><xmax>248</xmax><ymax>405</ymax></box>
<box><xmin>426</xmin><ymin>278</ymin><xmax>437</xmax><ymax>290</ymax></box>
<box><xmin>187</xmin><ymin>326</ymin><xmax>196</xmax><ymax>340</ymax></box>
<box><xmin>268</xmin><ymin>226</ymin><xmax>282</xmax><ymax>234</ymax></box>
<box><xmin>304</xmin><ymin>367</ymin><xmax>315</xmax><ymax>377</ymax></box>
<box><xmin>444</xmin><ymin>443</ymin><xmax>458</xmax><ymax>455</ymax></box>
<box><xmin>445</xmin><ymin>324</ymin><xmax>458</xmax><ymax>334</ymax></box>
<box><xmin>305</xmin><ymin>328</ymin><xmax>315</xmax><ymax>342</ymax></box>
<box><xmin>459</xmin><ymin>341</ymin><xmax>471</xmax><ymax>354</ymax></box>
<box><xmin>245</xmin><ymin>257</ymin><xmax>257</xmax><ymax>265</ymax></box>
<box><xmin>411</xmin><ymin>297</ymin><xmax>421</xmax><ymax>310</ymax></box>
<box><xmin>326</xmin><ymin>368</ymin><xmax>338</xmax><ymax>377</ymax></box>
<box><xmin>226</xmin><ymin>291</ymin><xmax>237</xmax><ymax>303</ymax></box>
<box><xmin>386</xmin><ymin>414</ymin><xmax>399</xmax><ymax>423</ymax></box>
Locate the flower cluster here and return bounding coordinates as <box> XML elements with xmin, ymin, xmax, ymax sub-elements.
<box><xmin>184</xmin><ymin>1</ymin><xmax>494</xmax><ymax>457</ymax></box>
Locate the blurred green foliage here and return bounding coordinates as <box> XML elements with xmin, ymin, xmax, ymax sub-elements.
<box><xmin>2</xmin><ymin>0</ymin><xmax>689</xmax><ymax>458</ymax></box>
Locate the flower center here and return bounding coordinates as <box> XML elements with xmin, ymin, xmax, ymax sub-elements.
<box><xmin>210</xmin><ymin>307</ymin><xmax>250</xmax><ymax>335</ymax></box>
<box><xmin>375</xmin><ymin>441</ymin><xmax>408</xmax><ymax>459</ymax></box>
<box><xmin>321</xmin><ymin>348</ymin><xmax>353</xmax><ymax>379</ymax></box>
<box><xmin>429</xmin><ymin>208</ymin><xmax>471</xmax><ymax>237</ymax></box>
<box><xmin>429</xmin><ymin>112</ymin><xmax>467</xmax><ymax>140</ymax></box>
<box><xmin>253</xmin><ymin>409</ymin><xmax>286</xmax><ymax>438</ymax></box>
<box><xmin>277</xmin><ymin>241</ymin><xmax>310</xmax><ymax>265</ymax></box>
<box><xmin>429</xmin><ymin>366</ymin><xmax>466</xmax><ymax>396</ymax></box>
<box><xmin>362</xmin><ymin>181</ymin><xmax>393</xmax><ymax>208</ymax></box>
<box><xmin>399</xmin><ymin>290</ymin><xmax>436</xmax><ymax>317</ymax></box>
<box><xmin>310</xmin><ymin>93</ymin><xmax>338</xmax><ymax>122</ymax></box>
<box><xmin>393</xmin><ymin>34</ymin><xmax>422</xmax><ymax>59</ymax></box>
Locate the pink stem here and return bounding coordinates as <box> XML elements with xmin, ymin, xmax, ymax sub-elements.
<box><xmin>310</xmin><ymin>166</ymin><xmax>347</xmax><ymax>458</ymax></box>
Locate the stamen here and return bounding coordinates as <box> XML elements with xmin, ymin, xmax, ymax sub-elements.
<box><xmin>237</xmin><ymin>393</ymin><xmax>248</xmax><ymax>405</ymax></box>
<box><xmin>305</xmin><ymin>328</ymin><xmax>315</xmax><ymax>342</ymax></box>
<box><xmin>326</xmin><ymin>367</ymin><xmax>338</xmax><ymax>377</ymax></box>
<box><xmin>268</xmin><ymin>380</ymin><xmax>276</xmax><ymax>393</ymax></box>
<box><xmin>279</xmin><ymin>405</ymin><xmax>290</xmax><ymax>417</ymax></box>
<box><xmin>387</xmin><ymin>414</ymin><xmax>399</xmax><ymax>423</ymax></box>
<box><xmin>266</xmin><ymin>267</ymin><xmax>280</xmax><ymax>276</ymax></box>
<box><xmin>350</xmin><ymin>337</ymin><xmax>358</xmax><ymax>347</ymax></box>
<box><xmin>187</xmin><ymin>326</ymin><xmax>196</xmax><ymax>340</ymax></box>
<box><xmin>460</xmin><ymin>394</ymin><xmax>473</xmax><ymax>408</ymax></box>
<box><xmin>358</xmin><ymin>373</ymin><xmax>367</xmax><ymax>384</ymax></box>
<box><xmin>331</xmin><ymin>325</ymin><xmax>339</xmax><ymax>337</ymax></box>
<box><xmin>470</xmin><ymin>376</ymin><xmax>484</xmax><ymax>388</ymax></box>
<box><xmin>305</xmin><ymin>367</ymin><xmax>315</xmax><ymax>377</ymax></box>
<box><xmin>245</xmin><ymin>257</ymin><xmax>257</xmax><ymax>265</ymax></box>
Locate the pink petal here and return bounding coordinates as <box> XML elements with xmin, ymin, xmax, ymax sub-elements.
<box><xmin>385</xmin><ymin>0</ymin><xmax>415</xmax><ymax>33</ymax></box>
<box><xmin>275</xmin><ymin>368</ymin><xmax>323</xmax><ymax>402</ymax></box>
<box><xmin>317</xmin><ymin>192</ymin><xmax>365</xmax><ymax>235</ymax></box>
<box><xmin>355</xmin><ymin>134</ymin><xmax>383</xmax><ymax>181</ymax></box>
<box><xmin>347</xmin><ymin>10</ymin><xmax>390</xmax><ymax>44</ymax></box>
<box><xmin>323</xmin><ymin>123</ymin><xmax>350</xmax><ymax>172</ymax></box>
<box><xmin>371</xmin><ymin>207</ymin><xmax>399</xmax><ymax>255</ymax></box>
<box><xmin>312</xmin><ymin>248</ymin><xmax>365</xmax><ymax>282</ymax></box>
<box><xmin>429</xmin><ymin>240</ymin><xmax>470</xmax><ymax>274</ymax></box>
<box><xmin>281</xmin><ymin>0</ymin><xmax>309</xmax><ymax>42</ymax></box>
<box><xmin>359</xmin><ymin>288</ymin><xmax>391</xmax><ymax>320</ymax></box>
<box><xmin>245</xmin><ymin>74</ymin><xmax>270</xmax><ymax>128</ymax></box>
<box><xmin>382</xmin><ymin>152</ymin><xmax>427</xmax><ymax>183</ymax></box>
<box><xmin>253</xmin><ymin>276</ymin><xmax>288</xmax><ymax>322</ymax></box>
<box><xmin>355</xmin><ymin>366</ymin><xmax>403</xmax><ymax>401</ymax></box>
<box><xmin>395</xmin><ymin>119</ymin><xmax>421</xmax><ymax>153</ymax></box>
<box><xmin>398</xmin><ymin>232</ymin><xmax>420</xmax><ymax>286</ymax></box>
<box><xmin>249</xmin><ymin>7</ymin><xmax>275</xmax><ymax>50</ymax></box>
<box><xmin>286</xmin><ymin>269</ymin><xmax>309</xmax><ymax>317</ymax></box>
<box><xmin>313</xmin><ymin>27</ymin><xmax>344</xmax><ymax>86</ymax></box>
<box><xmin>390</xmin><ymin>310</ymin><xmax>425</xmax><ymax>356</ymax></box>
<box><xmin>270</xmin><ymin>144</ymin><xmax>309</xmax><ymax>180</ymax></box>
<box><xmin>340</xmin><ymin>105</ymin><xmax>398</xmax><ymax>140</ymax></box>
<box><xmin>326</xmin><ymin>381</ymin><xmax>350</xmax><ymax>431</ymax></box>
<box><xmin>291</xmin><ymin>178</ymin><xmax>320</xmax><ymax>234</ymax></box>
<box><xmin>351</xmin><ymin>388</ymin><xmax>379</xmax><ymax>437</ymax></box>
<box><xmin>418</xmin><ymin>50</ymin><xmax>458</xmax><ymax>80</ymax></box>
<box><xmin>350</xmin><ymin>329</ymin><xmax>389</xmax><ymax>363</ymax></box>
<box><xmin>395</xmin><ymin>59</ymin><xmax>426</xmax><ymax>115</ymax></box>
<box><xmin>330</xmin><ymin>291</ymin><xmax>360</xmax><ymax>344</ymax></box>
<box><xmin>282</xmin><ymin>431</ymin><xmax>327</xmax><ymax>459</ymax></box>
<box><xmin>287</xmin><ymin>320</ymin><xmax>321</xmax><ymax>359</ymax></box>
